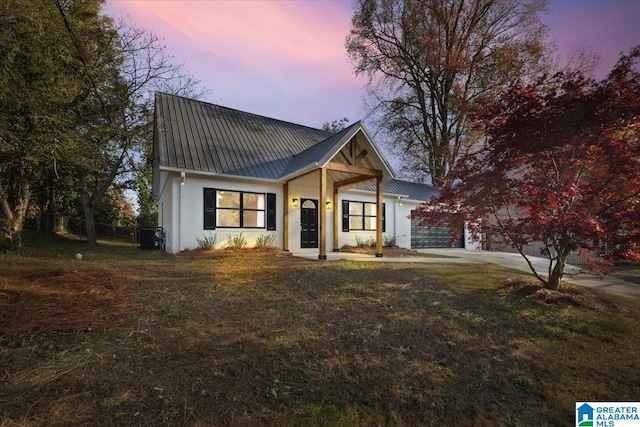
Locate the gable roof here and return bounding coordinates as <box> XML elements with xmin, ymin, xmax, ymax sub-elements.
<box><xmin>357</xmin><ymin>178</ymin><xmax>440</xmax><ymax>202</ymax></box>
<box><xmin>278</xmin><ymin>122</ymin><xmax>360</xmax><ymax>178</ymax></box>
<box><xmin>154</xmin><ymin>92</ymin><xmax>394</xmax><ymax>181</ymax></box>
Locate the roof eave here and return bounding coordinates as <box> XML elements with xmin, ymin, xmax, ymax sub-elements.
<box><xmin>158</xmin><ymin>165</ymin><xmax>281</xmax><ymax>183</ymax></box>
<box><xmin>345</xmin><ymin>188</ymin><xmax>407</xmax><ymax>198</ymax></box>
<box><xmin>279</xmin><ymin>163</ymin><xmax>320</xmax><ymax>183</ymax></box>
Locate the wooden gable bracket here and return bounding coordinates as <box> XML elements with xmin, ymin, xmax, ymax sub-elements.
<box><xmin>333</xmin><ymin>174</ymin><xmax>375</xmax><ymax>189</ymax></box>
<box><xmin>325</xmin><ymin>161</ymin><xmax>382</xmax><ymax>177</ymax></box>
<box><xmin>355</xmin><ymin>149</ymin><xmax>368</xmax><ymax>162</ymax></box>
<box><xmin>338</xmin><ymin>139</ymin><xmax>369</xmax><ymax>167</ymax></box>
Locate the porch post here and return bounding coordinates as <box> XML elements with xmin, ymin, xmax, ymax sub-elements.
<box><xmin>319</xmin><ymin>167</ymin><xmax>327</xmax><ymax>260</ymax></box>
<box><xmin>283</xmin><ymin>182</ymin><xmax>289</xmax><ymax>251</ymax></box>
<box><xmin>332</xmin><ymin>186</ymin><xmax>339</xmax><ymax>252</ymax></box>
<box><xmin>375</xmin><ymin>175</ymin><xmax>383</xmax><ymax>257</ymax></box>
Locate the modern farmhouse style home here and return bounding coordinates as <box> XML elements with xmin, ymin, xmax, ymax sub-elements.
<box><xmin>152</xmin><ymin>93</ymin><xmax>478</xmax><ymax>258</ymax></box>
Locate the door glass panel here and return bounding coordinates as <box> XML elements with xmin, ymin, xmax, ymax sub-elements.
<box><xmin>302</xmin><ymin>200</ymin><xmax>316</xmax><ymax>209</ymax></box>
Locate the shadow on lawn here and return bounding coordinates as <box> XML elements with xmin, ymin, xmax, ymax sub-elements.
<box><xmin>2</xmin><ymin>248</ymin><xmax>640</xmax><ymax>426</ymax></box>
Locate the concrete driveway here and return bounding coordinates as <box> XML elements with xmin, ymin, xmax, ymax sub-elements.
<box><xmin>292</xmin><ymin>249</ymin><xmax>640</xmax><ymax>300</ymax></box>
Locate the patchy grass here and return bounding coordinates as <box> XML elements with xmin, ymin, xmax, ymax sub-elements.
<box><xmin>609</xmin><ymin>264</ymin><xmax>640</xmax><ymax>284</ymax></box>
<box><xmin>1</xmin><ymin>233</ymin><xmax>639</xmax><ymax>426</ymax></box>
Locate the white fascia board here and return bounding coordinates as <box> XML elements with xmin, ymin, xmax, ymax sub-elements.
<box><xmin>351</xmin><ymin>189</ymin><xmax>428</xmax><ymax>205</ymax></box>
<box><xmin>344</xmin><ymin>188</ymin><xmax>406</xmax><ymax>199</ymax></box>
<box><xmin>158</xmin><ymin>165</ymin><xmax>280</xmax><ymax>183</ymax></box>
<box><xmin>316</xmin><ymin>123</ymin><xmax>361</xmax><ymax>166</ymax></box>
<box><xmin>398</xmin><ymin>198</ymin><xmax>430</xmax><ymax>205</ymax></box>
<box><xmin>279</xmin><ymin>163</ymin><xmax>320</xmax><ymax>183</ymax></box>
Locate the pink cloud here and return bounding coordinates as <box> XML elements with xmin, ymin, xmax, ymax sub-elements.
<box><xmin>105</xmin><ymin>1</ymin><xmax>364</xmax><ymax>126</ymax></box>
<box><xmin>105</xmin><ymin>0</ymin><xmax>639</xmax><ymax>128</ymax></box>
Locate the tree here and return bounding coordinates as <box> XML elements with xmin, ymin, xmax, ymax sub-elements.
<box><xmin>346</xmin><ymin>0</ymin><xmax>549</xmax><ymax>187</ymax></box>
<box><xmin>56</xmin><ymin>11</ymin><xmax>204</xmax><ymax>245</ymax></box>
<box><xmin>414</xmin><ymin>47</ymin><xmax>640</xmax><ymax>291</ymax></box>
<box><xmin>321</xmin><ymin>117</ymin><xmax>350</xmax><ymax>133</ymax></box>
<box><xmin>0</xmin><ymin>0</ymin><xmax>92</xmax><ymax>250</ymax></box>
<box><xmin>0</xmin><ymin>0</ymin><xmax>203</xmax><ymax>249</ymax></box>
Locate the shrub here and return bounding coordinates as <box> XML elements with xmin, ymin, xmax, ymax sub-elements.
<box><xmin>355</xmin><ymin>236</ymin><xmax>375</xmax><ymax>248</ymax></box>
<box><xmin>383</xmin><ymin>234</ymin><xmax>398</xmax><ymax>247</ymax></box>
<box><xmin>196</xmin><ymin>233</ymin><xmax>217</xmax><ymax>250</ymax></box>
<box><xmin>227</xmin><ymin>233</ymin><xmax>247</xmax><ymax>250</ymax></box>
<box><xmin>254</xmin><ymin>234</ymin><xmax>276</xmax><ymax>249</ymax></box>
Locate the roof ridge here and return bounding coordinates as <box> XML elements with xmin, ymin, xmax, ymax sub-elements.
<box><xmin>155</xmin><ymin>91</ymin><xmax>335</xmax><ymax>136</ymax></box>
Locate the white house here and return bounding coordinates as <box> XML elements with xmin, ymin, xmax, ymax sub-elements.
<box><xmin>152</xmin><ymin>93</ymin><xmax>479</xmax><ymax>258</ymax></box>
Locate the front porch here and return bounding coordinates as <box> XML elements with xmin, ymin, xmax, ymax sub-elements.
<box><xmin>281</xmin><ymin>130</ymin><xmax>392</xmax><ymax>260</ymax></box>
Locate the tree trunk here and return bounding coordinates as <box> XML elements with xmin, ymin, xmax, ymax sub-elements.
<box><xmin>80</xmin><ymin>172</ymin><xmax>98</xmax><ymax>245</ymax></box>
<box><xmin>0</xmin><ymin>182</ymin><xmax>31</xmax><ymax>251</ymax></box>
<box><xmin>545</xmin><ymin>247</ymin><xmax>571</xmax><ymax>291</ymax></box>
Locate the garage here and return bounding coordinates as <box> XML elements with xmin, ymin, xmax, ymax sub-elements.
<box><xmin>410</xmin><ymin>215</ymin><xmax>464</xmax><ymax>249</ymax></box>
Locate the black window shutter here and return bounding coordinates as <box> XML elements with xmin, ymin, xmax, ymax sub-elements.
<box><xmin>266</xmin><ymin>193</ymin><xmax>276</xmax><ymax>230</ymax></box>
<box><xmin>204</xmin><ymin>188</ymin><xmax>216</xmax><ymax>229</ymax></box>
<box><xmin>382</xmin><ymin>203</ymin><xmax>386</xmax><ymax>233</ymax></box>
<box><xmin>342</xmin><ymin>200</ymin><xmax>350</xmax><ymax>232</ymax></box>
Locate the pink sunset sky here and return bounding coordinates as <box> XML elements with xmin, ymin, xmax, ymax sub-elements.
<box><xmin>105</xmin><ymin>0</ymin><xmax>640</xmax><ymax>131</ymax></box>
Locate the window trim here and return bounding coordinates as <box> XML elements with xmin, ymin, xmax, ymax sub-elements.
<box><xmin>204</xmin><ymin>188</ymin><xmax>276</xmax><ymax>230</ymax></box>
<box><xmin>342</xmin><ymin>200</ymin><xmax>385</xmax><ymax>232</ymax></box>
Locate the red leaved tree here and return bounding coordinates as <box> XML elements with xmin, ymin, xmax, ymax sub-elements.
<box><xmin>414</xmin><ymin>46</ymin><xmax>640</xmax><ymax>291</ymax></box>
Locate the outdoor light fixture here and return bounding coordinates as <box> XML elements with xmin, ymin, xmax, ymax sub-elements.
<box><xmin>326</xmin><ymin>201</ymin><xmax>332</xmax><ymax>210</ymax></box>
<box><xmin>292</xmin><ymin>198</ymin><xmax>299</xmax><ymax>207</ymax></box>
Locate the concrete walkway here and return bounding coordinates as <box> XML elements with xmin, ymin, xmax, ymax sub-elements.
<box><xmin>292</xmin><ymin>249</ymin><xmax>640</xmax><ymax>300</ymax></box>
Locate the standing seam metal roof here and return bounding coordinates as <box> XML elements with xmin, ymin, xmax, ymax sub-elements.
<box><xmin>357</xmin><ymin>179</ymin><xmax>440</xmax><ymax>202</ymax></box>
<box><xmin>155</xmin><ymin>92</ymin><xmax>335</xmax><ymax>180</ymax></box>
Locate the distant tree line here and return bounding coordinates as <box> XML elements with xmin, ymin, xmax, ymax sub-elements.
<box><xmin>0</xmin><ymin>0</ymin><xmax>204</xmax><ymax>250</ymax></box>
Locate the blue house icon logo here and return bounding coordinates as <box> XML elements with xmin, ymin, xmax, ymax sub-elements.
<box><xmin>577</xmin><ymin>403</ymin><xmax>594</xmax><ymax>426</ymax></box>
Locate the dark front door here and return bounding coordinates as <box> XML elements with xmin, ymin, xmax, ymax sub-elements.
<box><xmin>300</xmin><ymin>199</ymin><xmax>318</xmax><ymax>248</ymax></box>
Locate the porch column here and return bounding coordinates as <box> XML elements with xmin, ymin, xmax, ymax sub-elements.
<box><xmin>283</xmin><ymin>182</ymin><xmax>289</xmax><ymax>251</ymax></box>
<box><xmin>332</xmin><ymin>186</ymin><xmax>339</xmax><ymax>252</ymax></box>
<box><xmin>319</xmin><ymin>167</ymin><xmax>327</xmax><ymax>260</ymax></box>
<box><xmin>375</xmin><ymin>175</ymin><xmax>383</xmax><ymax>257</ymax></box>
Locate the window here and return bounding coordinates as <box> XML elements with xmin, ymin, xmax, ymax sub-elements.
<box><xmin>342</xmin><ymin>200</ymin><xmax>385</xmax><ymax>232</ymax></box>
<box><xmin>204</xmin><ymin>189</ymin><xmax>276</xmax><ymax>229</ymax></box>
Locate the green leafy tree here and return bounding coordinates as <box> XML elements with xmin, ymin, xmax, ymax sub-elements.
<box><xmin>0</xmin><ymin>1</ymin><xmax>204</xmax><ymax>249</ymax></box>
<box><xmin>67</xmin><ymin>18</ymin><xmax>204</xmax><ymax>244</ymax></box>
<box><xmin>0</xmin><ymin>0</ymin><xmax>91</xmax><ymax>250</ymax></box>
<box><xmin>346</xmin><ymin>0</ymin><xmax>549</xmax><ymax>187</ymax></box>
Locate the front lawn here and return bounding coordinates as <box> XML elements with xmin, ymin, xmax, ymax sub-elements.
<box><xmin>610</xmin><ymin>264</ymin><xmax>640</xmax><ymax>284</ymax></box>
<box><xmin>1</xmin><ymin>234</ymin><xmax>639</xmax><ymax>426</ymax></box>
